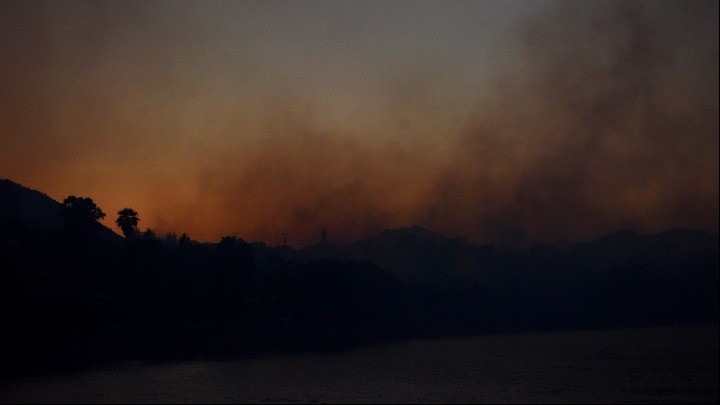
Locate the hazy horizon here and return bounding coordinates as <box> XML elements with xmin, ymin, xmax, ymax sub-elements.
<box><xmin>1</xmin><ymin>0</ymin><xmax>717</xmax><ymax>247</ymax></box>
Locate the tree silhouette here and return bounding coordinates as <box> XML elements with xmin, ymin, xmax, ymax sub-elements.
<box><xmin>61</xmin><ymin>196</ymin><xmax>106</xmax><ymax>238</ymax></box>
<box><xmin>62</xmin><ymin>196</ymin><xmax>106</xmax><ymax>222</ymax></box>
<box><xmin>142</xmin><ymin>228</ymin><xmax>157</xmax><ymax>242</ymax></box>
<box><xmin>116</xmin><ymin>208</ymin><xmax>140</xmax><ymax>239</ymax></box>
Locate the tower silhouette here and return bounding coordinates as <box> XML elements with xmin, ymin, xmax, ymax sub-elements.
<box><xmin>320</xmin><ymin>227</ymin><xmax>328</xmax><ymax>244</ymax></box>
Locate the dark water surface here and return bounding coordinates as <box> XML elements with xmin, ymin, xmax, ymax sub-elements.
<box><xmin>1</xmin><ymin>325</ymin><xmax>717</xmax><ymax>403</ymax></box>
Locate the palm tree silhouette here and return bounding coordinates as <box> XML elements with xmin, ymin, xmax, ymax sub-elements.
<box><xmin>116</xmin><ymin>208</ymin><xmax>140</xmax><ymax>239</ymax></box>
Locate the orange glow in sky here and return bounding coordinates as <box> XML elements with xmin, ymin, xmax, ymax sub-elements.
<box><xmin>1</xmin><ymin>1</ymin><xmax>717</xmax><ymax>246</ymax></box>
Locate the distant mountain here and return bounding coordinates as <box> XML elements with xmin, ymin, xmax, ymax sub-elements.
<box><xmin>287</xmin><ymin>225</ymin><xmax>718</xmax><ymax>296</ymax></box>
<box><xmin>577</xmin><ymin>228</ymin><xmax>717</xmax><ymax>250</ymax></box>
<box><xmin>298</xmin><ymin>228</ymin><xmax>346</xmax><ymax>261</ymax></box>
<box><xmin>0</xmin><ymin>178</ymin><xmax>122</xmax><ymax>242</ymax></box>
<box><xmin>651</xmin><ymin>228</ymin><xmax>719</xmax><ymax>252</ymax></box>
<box><xmin>361</xmin><ymin>225</ymin><xmax>451</xmax><ymax>246</ymax></box>
<box><xmin>346</xmin><ymin>225</ymin><xmax>490</xmax><ymax>285</ymax></box>
<box><xmin>0</xmin><ymin>179</ymin><xmax>716</xmax><ymax>366</ymax></box>
<box><xmin>569</xmin><ymin>227</ymin><xmax>718</xmax><ymax>268</ymax></box>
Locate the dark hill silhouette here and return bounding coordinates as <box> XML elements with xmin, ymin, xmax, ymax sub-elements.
<box><xmin>366</xmin><ymin>225</ymin><xmax>450</xmax><ymax>245</ymax></box>
<box><xmin>569</xmin><ymin>228</ymin><xmax>718</xmax><ymax>271</ymax></box>
<box><xmin>345</xmin><ymin>225</ymin><xmax>487</xmax><ymax>286</ymax></box>
<box><xmin>652</xmin><ymin>228</ymin><xmax>719</xmax><ymax>251</ymax></box>
<box><xmin>0</xmin><ymin>178</ymin><xmax>122</xmax><ymax>243</ymax></box>
<box><xmin>0</xmin><ymin>178</ymin><xmax>64</xmax><ymax>231</ymax></box>
<box><xmin>575</xmin><ymin>228</ymin><xmax>717</xmax><ymax>252</ymax></box>
<box><xmin>0</xmin><ymin>178</ymin><xmax>717</xmax><ymax>377</ymax></box>
<box><xmin>299</xmin><ymin>228</ymin><xmax>346</xmax><ymax>261</ymax></box>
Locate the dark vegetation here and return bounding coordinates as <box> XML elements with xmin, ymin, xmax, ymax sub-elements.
<box><xmin>0</xmin><ymin>179</ymin><xmax>718</xmax><ymax>378</ymax></box>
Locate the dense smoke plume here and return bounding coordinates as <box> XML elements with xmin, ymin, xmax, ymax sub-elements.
<box><xmin>422</xmin><ymin>1</ymin><xmax>718</xmax><ymax>244</ymax></box>
<box><xmin>198</xmin><ymin>1</ymin><xmax>719</xmax><ymax>246</ymax></box>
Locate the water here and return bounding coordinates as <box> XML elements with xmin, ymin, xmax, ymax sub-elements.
<box><xmin>1</xmin><ymin>325</ymin><xmax>717</xmax><ymax>403</ymax></box>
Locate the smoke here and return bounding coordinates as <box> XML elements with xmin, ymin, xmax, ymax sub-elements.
<box><xmin>1</xmin><ymin>1</ymin><xmax>717</xmax><ymax>246</ymax></box>
<box><xmin>420</xmin><ymin>0</ymin><xmax>719</xmax><ymax>245</ymax></box>
<box><xmin>191</xmin><ymin>0</ymin><xmax>718</xmax><ymax>246</ymax></box>
<box><xmin>149</xmin><ymin>101</ymin><xmax>441</xmax><ymax>246</ymax></box>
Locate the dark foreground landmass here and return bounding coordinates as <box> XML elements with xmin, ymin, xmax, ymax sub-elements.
<box><xmin>0</xmin><ymin>179</ymin><xmax>718</xmax><ymax>379</ymax></box>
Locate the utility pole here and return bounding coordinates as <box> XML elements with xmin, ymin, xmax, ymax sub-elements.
<box><xmin>282</xmin><ymin>233</ymin><xmax>287</xmax><ymax>246</ymax></box>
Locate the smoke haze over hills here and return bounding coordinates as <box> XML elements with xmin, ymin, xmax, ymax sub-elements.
<box><xmin>0</xmin><ymin>1</ymin><xmax>717</xmax><ymax>246</ymax></box>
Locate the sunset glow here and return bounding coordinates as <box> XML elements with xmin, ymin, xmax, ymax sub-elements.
<box><xmin>1</xmin><ymin>0</ymin><xmax>717</xmax><ymax>246</ymax></box>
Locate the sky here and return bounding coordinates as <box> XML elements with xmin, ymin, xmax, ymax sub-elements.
<box><xmin>0</xmin><ymin>0</ymin><xmax>717</xmax><ymax>246</ymax></box>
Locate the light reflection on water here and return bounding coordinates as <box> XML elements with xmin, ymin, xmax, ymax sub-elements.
<box><xmin>1</xmin><ymin>325</ymin><xmax>718</xmax><ymax>403</ymax></box>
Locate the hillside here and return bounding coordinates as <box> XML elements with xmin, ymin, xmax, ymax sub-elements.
<box><xmin>0</xmin><ymin>178</ymin><xmax>122</xmax><ymax>242</ymax></box>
